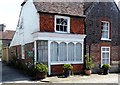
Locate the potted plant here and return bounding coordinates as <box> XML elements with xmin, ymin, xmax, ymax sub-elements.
<box><xmin>102</xmin><ymin>64</ymin><xmax>110</xmax><ymax>75</ymax></box>
<box><xmin>85</xmin><ymin>54</ymin><xmax>94</xmax><ymax>75</ymax></box>
<box><xmin>63</xmin><ymin>64</ymin><xmax>73</xmax><ymax>77</ymax></box>
<box><xmin>34</xmin><ymin>63</ymin><xmax>48</xmax><ymax>79</ymax></box>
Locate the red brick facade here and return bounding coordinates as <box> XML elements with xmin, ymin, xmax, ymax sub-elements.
<box><xmin>40</xmin><ymin>13</ymin><xmax>85</xmax><ymax>34</ymax></box>
<box><xmin>51</xmin><ymin>64</ymin><xmax>83</xmax><ymax>75</ymax></box>
<box><xmin>24</xmin><ymin>42</ymin><xmax>34</xmax><ymax>66</ymax></box>
<box><xmin>9</xmin><ymin>45</ymin><xmax>22</xmax><ymax>60</ymax></box>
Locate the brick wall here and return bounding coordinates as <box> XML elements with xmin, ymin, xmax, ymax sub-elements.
<box><xmin>85</xmin><ymin>2</ymin><xmax>119</xmax><ymax>73</ymax></box>
<box><xmin>51</xmin><ymin>64</ymin><xmax>83</xmax><ymax>75</ymax></box>
<box><xmin>24</xmin><ymin>42</ymin><xmax>34</xmax><ymax>66</ymax></box>
<box><xmin>9</xmin><ymin>45</ymin><xmax>22</xmax><ymax>60</ymax></box>
<box><xmin>40</xmin><ymin>13</ymin><xmax>85</xmax><ymax>34</ymax></box>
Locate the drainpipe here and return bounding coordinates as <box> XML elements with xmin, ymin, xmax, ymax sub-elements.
<box><xmin>34</xmin><ymin>40</ymin><xmax>37</xmax><ymax>66</ymax></box>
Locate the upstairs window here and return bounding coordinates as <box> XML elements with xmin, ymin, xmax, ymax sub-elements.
<box><xmin>55</xmin><ymin>15</ymin><xmax>70</xmax><ymax>33</ymax></box>
<box><xmin>101</xmin><ymin>21</ymin><xmax>110</xmax><ymax>40</ymax></box>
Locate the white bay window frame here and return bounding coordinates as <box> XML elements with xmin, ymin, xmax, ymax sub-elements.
<box><xmin>32</xmin><ymin>32</ymin><xmax>86</xmax><ymax>75</ymax></box>
<box><xmin>50</xmin><ymin>41</ymin><xmax>83</xmax><ymax>65</ymax></box>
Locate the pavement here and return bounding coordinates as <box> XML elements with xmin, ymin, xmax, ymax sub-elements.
<box><xmin>2</xmin><ymin>62</ymin><xmax>30</xmax><ymax>83</ymax></box>
<box><xmin>1</xmin><ymin>62</ymin><xmax>119</xmax><ymax>84</ymax></box>
<box><xmin>44</xmin><ymin>74</ymin><xmax>119</xmax><ymax>83</ymax></box>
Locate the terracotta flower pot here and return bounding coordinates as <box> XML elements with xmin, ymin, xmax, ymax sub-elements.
<box><xmin>85</xmin><ymin>69</ymin><xmax>91</xmax><ymax>75</ymax></box>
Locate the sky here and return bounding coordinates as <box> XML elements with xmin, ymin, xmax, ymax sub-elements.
<box><xmin>0</xmin><ymin>0</ymin><xmax>120</xmax><ymax>31</ymax></box>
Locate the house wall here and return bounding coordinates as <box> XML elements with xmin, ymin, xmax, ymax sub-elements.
<box><xmin>85</xmin><ymin>2</ymin><xmax>119</xmax><ymax>73</ymax></box>
<box><xmin>10</xmin><ymin>0</ymin><xmax>39</xmax><ymax>46</ymax></box>
<box><xmin>51</xmin><ymin>64</ymin><xmax>83</xmax><ymax>75</ymax></box>
<box><xmin>9</xmin><ymin>42</ymin><xmax>34</xmax><ymax>67</ymax></box>
<box><xmin>40</xmin><ymin>13</ymin><xmax>85</xmax><ymax>34</ymax></box>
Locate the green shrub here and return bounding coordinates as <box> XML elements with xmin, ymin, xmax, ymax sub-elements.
<box><xmin>85</xmin><ymin>54</ymin><xmax>94</xmax><ymax>70</ymax></box>
<box><xmin>34</xmin><ymin>63</ymin><xmax>48</xmax><ymax>73</ymax></box>
<box><xmin>63</xmin><ymin>64</ymin><xmax>73</xmax><ymax>71</ymax></box>
<box><xmin>102</xmin><ymin>64</ymin><xmax>111</xmax><ymax>70</ymax></box>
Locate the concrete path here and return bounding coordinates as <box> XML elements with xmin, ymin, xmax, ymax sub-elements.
<box><xmin>1</xmin><ymin>61</ymin><xmax>119</xmax><ymax>84</ymax></box>
<box><xmin>2</xmin><ymin>62</ymin><xmax>30</xmax><ymax>83</ymax></box>
<box><xmin>44</xmin><ymin>74</ymin><xmax>119</xmax><ymax>83</ymax></box>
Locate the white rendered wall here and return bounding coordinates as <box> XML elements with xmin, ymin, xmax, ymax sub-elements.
<box><xmin>10</xmin><ymin>0</ymin><xmax>39</xmax><ymax>46</ymax></box>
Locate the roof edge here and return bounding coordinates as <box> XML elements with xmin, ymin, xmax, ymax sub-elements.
<box><xmin>38</xmin><ymin>11</ymin><xmax>86</xmax><ymax>18</ymax></box>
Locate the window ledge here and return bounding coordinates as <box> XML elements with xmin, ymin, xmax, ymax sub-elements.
<box><xmin>55</xmin><ymin>31</ymin><xmax>69</xmax><ymax>34</ymax></box>
<box><xmin>51</xmin><ymin>61</ymin><xmax>83</xmax><ymax>65</ymax></box>
<box><xmin>101</xmin><ymin>38</ymin><xmax>111</xmax><ymax>41</ymax></box>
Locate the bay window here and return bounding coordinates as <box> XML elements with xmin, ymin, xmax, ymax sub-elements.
<box><xmin>50</xmin><ymin>41</ymin><xmax>83</xmax><ymax>64</ymax></box>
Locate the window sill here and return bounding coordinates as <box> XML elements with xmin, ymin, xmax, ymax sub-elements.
<box><xmin>50</xmin><ymin>61</ymin><xmax>83</xmax><ymax>65</ymax></box>
<box><xmin>55</xmin><ymin>31</ymin><xmax>69</xmax><ymax>34</ymax></box>
<box><xmin>101</xmin><ymin>38</ymin><xmax>111</xmax><ymax>41</ymax></box>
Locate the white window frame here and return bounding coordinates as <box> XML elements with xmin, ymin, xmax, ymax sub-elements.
<box><xmin>50</xmin><ymin>41</ymin><xmax>83</xmax><ymax>65</ymax></box>
<box><xmin>54</xmin><ymin>15</ymin><xmax>70</xmax><ymax>33</ymax></box>
<box><xmin>101</xmin><ymin>21</ymin><xmax>110</xmax><ymax>41</ymax></box>
<box><xmin>101</xmin><ymin>46</ymin><xmax>110</xmax><ymax>66</ymax></box>
<box><xmin>21</xmin><ymin>45</ymin><xmax>25</xmax><ymax>59</ymax></box>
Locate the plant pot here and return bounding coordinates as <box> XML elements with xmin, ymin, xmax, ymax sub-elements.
<box><xmin>64</xmin><ymin>70</ymin><xmax>71</xmax><ymax>77</ymax></box>
<box><xmin>85</xmin><ymin>69</ymin><xmax>91</xmax><ymax>75</ymax></box>
<box><xmin>35</xmin><ymin>72</ymin><xmax>47</xmax><ymax>79</ymax></box>
<box><xmin>103</xmin><ymin>69</ymin><xmax>109</xmax><ymax>75</ymax></box>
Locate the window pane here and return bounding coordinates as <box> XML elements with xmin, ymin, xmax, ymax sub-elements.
<box><xmin>101</xmin><ymin>47</ymin><xmax>110</xmax><ymax>65</ymax></box>
<box><xmin>102</xmin><ymin>53</ymin><xmax>106</xmax><ymax>59</ymax></box>
<box><xmin>76</xmin><ymin>43</ymin><xmax>82</xmax><ymax>61</ymax></box>
<box><xmin>51</xmin><ymin>42</ymin><xmax>58</xmax><ymax>62</ymax></box>
<box><xmin>56</xmin><ymin>25</ymin><xmax>59</xmax><ymax>31</ymax></box>
<box><xmin>68</xmin><ymin>43</ymin><xmax>74</xmax><ymax>61</ymax></box>
<box><xmin>62</xmin><ymin>19</ymin><xmax>67</xmax><ymax>25</ymax></box>
<box><xmin>59</xmin><ymin>42</ymin><xmax>67</xmax><ymax>61</ymax></box>
<box><xmin>101</xmin><ymin>21</ymin><xmax>109</xmax><ymax>39</ymax></box>
<box><xmin>37</xmin><ymin>41</ymin><xmax>48</xmax><ymax>63</ymax></box>
<box><xmin>60</xmin><ymin>25</ymin><xmax>63</xmax><ymax>31</ymax></box>
<box><xmin>64</xmin><ymin>26</ymin><xmax>67</xmax><ymax>32</ymax></box>
<box><xmin>102</xmin><ymin>59</ymin><xmax>105</xmax><ymax>64</ymax></box>
<box><xmin>56</xmin><ymin>19</ymin><xmax>60</xmax><ymax>24</ymax></box>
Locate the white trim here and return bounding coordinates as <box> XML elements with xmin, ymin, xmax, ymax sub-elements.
<box><xmin>51</xmin><ymin>62</ymin><xmax>83</xmax><ymax>65</ymax></box>
<box><xmin>48</xmin><ymin>41</ymin><xmax>51</xmax><ymax>75</ymax></box>
<box><xmin>81</xmin><ymin>42</ymin><xmax>84</xmax><ymax>62</ymax></box>
<box><xmin>101</xmin><ymin>46</ymin><xmax>110</xmax><ymax>66</ymax></box>
<box><xmin>32</xmin><ymin>32</ymin><xmax>86</xmax><ymax>42</ymax></box>
<box><xmin>21</xmin><ymin>45</ymin><xmax>25</xmax><ymax>59</ymax></box>
<box><xmin>101</xmin><ymin>38</ymin><xmax>111</xmax><ymax>41</ymax></box>
<box><xmin>54</xmin><ymin>15</ymin><xmax>70</xmax><ymax>33</ymax></box>
<box><xmin>34</xmin><ymin>41</ymin><xmax>37</xmax><ymax>65</ymax></box>
<box><xmin>50</xmin><ymin>41</ymin><xmax>84</xmax><ymax>65</ymax></box>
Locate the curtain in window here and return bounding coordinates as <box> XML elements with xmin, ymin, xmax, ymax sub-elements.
<box><xmin>59</xmin><ymin>42</ymin><xmax>67</xmax><ymax>61</ymax></box>
<box><xmin>76</xmin><ymin>43</ymin><xmax>82</xmax><ymax>61</ymax></box>
<box><xmin>102</xmin><ymin>47</ymin><xmax>110</xmax><ymax>65</ymax></box>
<box><xmin>37</xmin><ymin>41</ymin><xmax>48</xmax><ymax>63</ymax></box>
<box><xmin>68</xmin><ymin>42</ymin><xmax>74</xmax><ymax>61</ymax></box>
<box><xmin>51</xmin><ymin>42</ymin><xmax>58</xmax><ymax>62</ymax></box>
